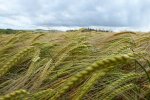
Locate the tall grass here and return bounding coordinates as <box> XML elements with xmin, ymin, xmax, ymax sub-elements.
<box><xmin>0</xmin><ymin>31</ymin><xmax>150</xmax><ymax>100</ymax></box>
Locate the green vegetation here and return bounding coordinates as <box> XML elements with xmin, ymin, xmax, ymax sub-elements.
<box><xmin>0</xmin><ymin>29</ymin><xmax>18</xmax><ymax>34</ymax></box>
<box><xmin>0</xmin><ymin>30</ymin><xmax>150</xmax><ymax>100</ymax></box>
<box><xmin>66</xmin><ymin>28</ymin><xmax>112</xmax><ymax>32</ymax></box>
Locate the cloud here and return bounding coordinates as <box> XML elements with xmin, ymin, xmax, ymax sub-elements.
<box><xmin>0</xmin><ymin>0</ymin><xmax>150</xmax><ymax>30</ymax></box>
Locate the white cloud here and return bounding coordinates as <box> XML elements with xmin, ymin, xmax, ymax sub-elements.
<box><xmin>0</xmin><ymin>0</ymin><xmax>150</xmax><ymax>31</ymax></box>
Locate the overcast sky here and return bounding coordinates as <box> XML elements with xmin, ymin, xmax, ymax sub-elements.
<box><xmin>0</xmin><ymin>0</ymin><xmax>150</xmax><ymax>31</ymax></box>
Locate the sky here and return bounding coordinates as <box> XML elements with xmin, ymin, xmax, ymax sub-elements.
<box><xmin>0</xmin><ymin>0</ymin><xmax>150</xmax><ymax>31</ymax></box>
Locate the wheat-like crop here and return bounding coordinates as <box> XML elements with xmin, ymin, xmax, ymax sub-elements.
<box><xmin>31</xmin><ymin>33</ymin><xmax>45</xmax><ymax>42</ymax></box>
<box><xmin>0</xmin><ymin>89</ymin><xmax>29</xmax><ymax>100</ymax></box>
<box><xmin>0</xmin><ymin>31</ymin><xmax>150</xmax><ymax>100</ymax></box>
<box><xmin>51</xmin><ymin>53</ymin><xmax>137</xmax><ymax>99</ymax></box>
<box><xmin>100</xmin><ymin>73</ymin><xmax>142</xmax><ymax>99</ymax></box>
<box><xmin>103</xmin><ymin>83</ymin><xmax>136</xmax><ymax>100</ymax></box>
<box><xmin>72</xmin><ymin>66</ymin><xmax>114</xmax><ymax>100</ymax></box>
<box><xmin>0</xmin><ymin>46</ymin><xmax>35</xmax><ymax>77</ymax></box>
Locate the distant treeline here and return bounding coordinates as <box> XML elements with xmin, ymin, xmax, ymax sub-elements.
<box><xmin>0</xmin><ymin>29</ymin><xmax>63</xmax><ymax>34</ymax></box>
<box><xmin>66</xmin><ymin>28</ymin><xmax>112</xmax><ymax>32</ymax></box>
<box><xmin>0</xmin><ymin>28</ymin><xmax>112</xmax><ymax>34</ymax></box>
<box><xmin>0</xmin><ymin>29</ymin><xmax>24</xmax><ymax>34</ymax></box>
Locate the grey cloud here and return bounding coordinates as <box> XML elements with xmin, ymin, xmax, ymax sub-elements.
<box><xmin>0</xmin><ymin>0</ymin><xmax>150</xmax><ymax>29</ymax></box>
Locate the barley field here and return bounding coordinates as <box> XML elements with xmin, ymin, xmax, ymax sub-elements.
<box><xmin>0</xmin><ymin>30</ymin><xmax>150</xmax><ymax>100</ymax></box>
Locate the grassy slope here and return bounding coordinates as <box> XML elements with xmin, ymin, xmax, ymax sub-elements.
<box><xmin>0</xmin><ymin>31</ymin><xmax>150</xmax><ymax>100</ymax></box>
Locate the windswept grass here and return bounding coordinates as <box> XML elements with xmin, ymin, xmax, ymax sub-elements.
<box><xmin>0</xmin><ymin>31</ymin><xmax>150</xmax><ymax>100</ymax></box>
